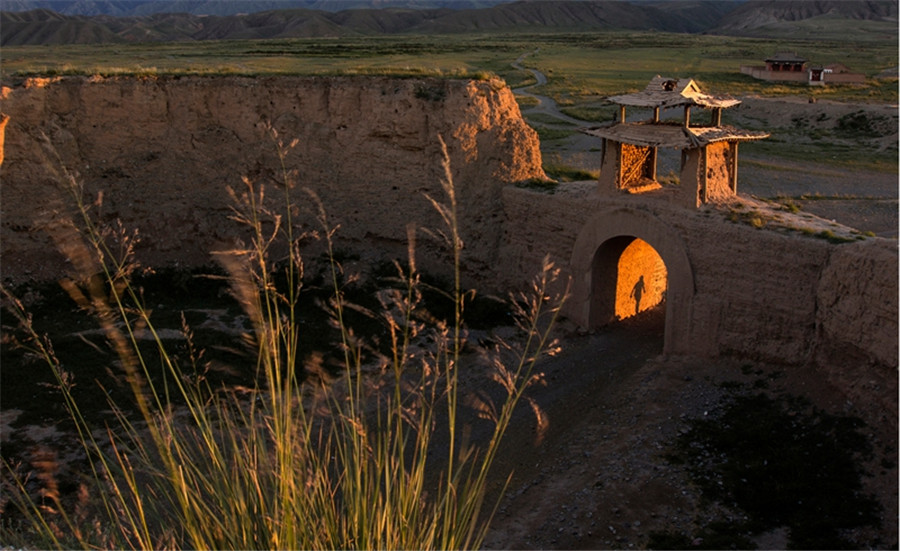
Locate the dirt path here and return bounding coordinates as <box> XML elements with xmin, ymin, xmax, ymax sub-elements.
<box><xmin>512</xmin><ymin>50</ymin><xmax>586</xmax><ymax>126</ymax></box>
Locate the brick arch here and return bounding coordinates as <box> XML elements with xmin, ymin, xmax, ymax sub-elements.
<box><xmin>566</xmin><ymin>207</ymin><xmax>695</xmax><ymax>354</ymax></box>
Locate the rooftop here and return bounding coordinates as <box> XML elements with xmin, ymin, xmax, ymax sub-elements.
<box><xmin>606</xmin><ymin>76</ymin><xmax>742</xmax><ymax>110</ymax></box>
<box><xmin>765</xmin><ymin>52</ymin><xmax>807</xmax><ymax>63</ymax></box>
<box><xmin>580</xmin><ymin>122</ymin><xmax>769</xmax><ymax>149</ymax></box>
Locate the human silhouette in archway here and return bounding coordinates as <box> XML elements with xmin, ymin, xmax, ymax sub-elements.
<box><xmin>630</xmin><ymin>275</ymin><xmax>646</xmax><ymax>316</ymax></box>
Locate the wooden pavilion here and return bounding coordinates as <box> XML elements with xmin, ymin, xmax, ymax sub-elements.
<box><xmin>580</xmin><ymin>76</ymin><xmax>769</xmax><ymax>208</ymax></box>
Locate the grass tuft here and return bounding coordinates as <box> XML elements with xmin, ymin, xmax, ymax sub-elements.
<box><xmin>543</xmin><ymin>162</ymin><xmax>597</xmax><ymax>182</ymax></box>
<box><xmin>1</xmin><ymin>129</ymin><xmax>567</xmax><ymax>550</ymax></box>
<box><xmin>815</xmin><ymin>229</ymin><xmax>856</xmax><ymax>244</ymax></box>
<box><xmin>515</xmin><ymin>177</ymin><xmax>560</xmax><ymax>193</ymax></box>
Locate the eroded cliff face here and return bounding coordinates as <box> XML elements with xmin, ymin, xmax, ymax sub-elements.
<box><xmin>0</xmin><ymin>75</ymin><xmax>544</xmax><ymax>285</ymax></box>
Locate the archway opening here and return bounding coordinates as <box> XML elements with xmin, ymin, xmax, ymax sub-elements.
<box><xmin>616</xmin><ymin>238</ymin><xmax>667</xmax><ymax>319</ymax></box>
<box><xmin>590</xmin><ymin>236</ymin><xmax>668</xmax><ymax>328</ymax></box>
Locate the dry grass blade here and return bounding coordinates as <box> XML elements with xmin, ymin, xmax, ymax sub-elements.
<box><xmin>2</xmin><ymin>132</ymin><xmax>568</xmax><ymax>550</ymax></box>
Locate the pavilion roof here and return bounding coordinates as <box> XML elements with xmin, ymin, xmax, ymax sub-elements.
<box><xmin>606</xmin><ymin>76</ymin><xmax>742</xmax><ymax>109</ymax></box>
<box><xmin>579</xmin><ymin>122</ymin><xmax>769</xmax><ymax>149</ymax></box>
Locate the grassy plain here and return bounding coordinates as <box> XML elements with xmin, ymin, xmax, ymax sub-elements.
<box><xmin>9</xmin><ymin>30</ymin><xmax>894</xmax><ymax>177</ymax></box>
<box><xmin>2</xmin><ymin>31</ymin><xmax>897</xmax><ymax>104</ymax></box>
<box><xmin>2</xmin><ymin>31</ymin><xmax>896</xmax><ymax>186</ymax></box>
<box><xmin>518</xmin><ymin>32</ymin><xmax>897</xmax><ymax>102</ymax></box>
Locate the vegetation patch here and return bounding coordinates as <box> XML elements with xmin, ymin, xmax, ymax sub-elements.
<box><xmin>533</xmin><ymin>126</ymin><xmax>573</xmax><ymax>141</ymax></box>
<box><xmin>514</xmin><ymin>94</ymin><xmax>540</xmax><ymax>108</ymax></box>
<box><xmin>543</xmin><ymin>162</ymin><xmax>597</xmax><ymax>182</ymax></box>
<box><xmin>835</xmin><ymin>110</ymin><xmax>887</xmax><ymax>138</ymax></box>
<box><xmin>657</xmin><ymin>169</ymin><xmax>680</xmax><ymax>186</ymax></box>
<box><xmin>0</xmin><ymin>132</ymin><xmax>565</xmax><ymax>550</ymax></box>
<box><xmin>514</xmin><ymin>177</ymin><xmax>560</xmax><ymax>194</ymax></box>
<box><xmin>726</xmin><ymin>208</ymin><xmax>770</xmax><ymax>229</ymax></box>
<box><xmin>559</xmin><ymin>104</ymin><xmax>617</xmax><ymax>122</ymax></box>
<box><xmin>779</xmin><ymin>198</ymin><xmax>801</xmax><ymax>213</ymax></box>
<box><xmin>525</xmin><ymin>113</ymin><xmax>576</xmax><ymax>126</ymax></box>
<box><xmin>814</xmin><ymin>229</ymin><xmax>857</xmax><ymax>244</ymax></box>
<box><xmin>742</xmin><ymin>132</ymin><xmax>897</xmax><ymax>173</ymax></box>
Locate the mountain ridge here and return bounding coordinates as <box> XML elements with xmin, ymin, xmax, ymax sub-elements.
<box><xmin>1</xmin><ymin>0</ymin><xmax>896</xmax><ymax>45</ymax></box>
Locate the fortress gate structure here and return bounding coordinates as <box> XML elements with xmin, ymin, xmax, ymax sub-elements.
<box><xmin>566</xmin><ymin>77</ymin><xmax>769</xmax><ymax>343</ymax></box>
<box><xmin>580</xmin><ymin>76</ymin><xmax>769</xmax><ymax>208</ymax></box>
<box><xmin>499</xmin><ymin>76</ymin><xmax>895</xmax><ymax>420</ymax></box>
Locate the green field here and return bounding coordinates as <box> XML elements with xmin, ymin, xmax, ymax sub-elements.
<box><xmin>2</xmin><ymin>31</ymin><xmax>896</xmax><ymax>176</ymax></box>
<box><xmin>2</xmin><ymin>31</ymin><xmax>897</xmax><ymax>105</ymax></box>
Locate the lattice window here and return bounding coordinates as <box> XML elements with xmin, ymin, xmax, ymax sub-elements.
<box><xmin>620</xmin><ymin>143</ymin><xmax>652</xmax><ymax>187</ymax></box>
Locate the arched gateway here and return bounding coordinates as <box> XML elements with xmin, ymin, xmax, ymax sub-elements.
<box><xmin>567</xmin><ymin>207</ymin><xmax>695</xmax><ymax>355</ymax></box>
<box><xmin>564</xmin><ymin>76</ymin><xmax>765</xmax><ymax>354</ymax></box>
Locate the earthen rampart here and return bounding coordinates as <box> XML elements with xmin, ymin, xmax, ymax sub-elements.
<box><xmin>499</xmin><ymin>184</ymin><xmax>897</xmax><ymax>415</ymax></box>
<box><xmin>0</xmin><ymin>75</ymin><xmax>543</xmax><ymax>284</ymax></box>
<box><xmin>0</xmin><ymin>76</ymin><xmax>896</xmax><ymax>411</ymax></box>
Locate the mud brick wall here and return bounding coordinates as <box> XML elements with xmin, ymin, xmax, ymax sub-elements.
<box><xmin>499</xmin><ymin>185</ymin><xmax>897</xmax><ymax>415</ymax></box>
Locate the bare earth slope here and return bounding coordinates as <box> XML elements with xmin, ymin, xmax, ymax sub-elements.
<box><xmin>714</xmin><ymin>0</ymin><xmax>898</xmax><ymax>34</ymax></box>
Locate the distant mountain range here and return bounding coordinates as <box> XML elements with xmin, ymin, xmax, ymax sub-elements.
<box><xmin>1</xmin><ymin>0</ymin><xmax>897</xmax><ymax>45</ymax></box>
<box><xmin>0</xmin><ymin>1</ymin><xmax>514</xmax><ymax>16</ymax></box>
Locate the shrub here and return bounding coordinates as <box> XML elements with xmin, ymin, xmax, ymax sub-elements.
<box><xmin>816</xmin><ymin>229</ymin><xmax>855</xmax><ymax>244</ymax></box>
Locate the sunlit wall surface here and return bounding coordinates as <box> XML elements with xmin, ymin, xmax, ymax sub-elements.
<box><xmin>614</xmin><ymin>238</ymin><xmax>667</xmax><ymax>320</ymax></box>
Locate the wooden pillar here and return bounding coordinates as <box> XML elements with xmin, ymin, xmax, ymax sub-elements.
<box><xmin>619</xmin><ymin>105</ymin><xmax>626</xmax><ymax>123</ymax></box>
<box><xmin>649</xmin><ymin>147</ymin><xmax>658</xmax><ymax>181</ymax></box>
<box><xmin>700</xmin><ymin>146</ymin><xmax>709</xmax><ymax>203</ymax></box>
<box><xmin>616</xmin><ymin>141</ymin><xmax>624</xmax><ymax>188</ymax></box>
<box><xmin>683</xmin><ymin>105</ymin><xmax>691</xmax><ymax>127</ymax></box>
<box><xmin>679</xmin><ymin>148</ymin><xmax>702</xmax><ymax>208</ymax></box>
<box><xmin>714</xmin><ymin>108</ymin><xmax>722</xmax><ymax>126</ymax></box>
<box><xmin>600</xmin><ymin>138</ymin><xmax>607</xmax><ymax>172</ymax></box>
<box><xmin>653</xmin><ymin>107</ymin><xmax>660</xmax><ymax>122</ymax></box>
<box><xmin>598</xmin><ymin>139</ymin><xmax>620</xmax><ymax>193</ymax></box>
<box><xmin>730</xmin><ymin>142</ymin><xmax>739</xmax><ymax>194</ymax></box>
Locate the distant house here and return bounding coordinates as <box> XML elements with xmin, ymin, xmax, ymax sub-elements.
<box><xmin>765</xmin><ymin>52</ymin><xmax>807</xmax><ymax>74</ymax></box>
<box><xmin>741</xmin><ymin>52</ymin><xmax>865</xmax><ymax>86</ymax></box>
